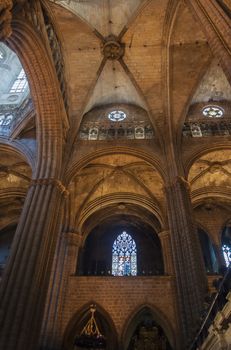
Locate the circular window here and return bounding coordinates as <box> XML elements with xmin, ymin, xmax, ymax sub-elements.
<box><xmin>202</xmin><ymin>105</ymin><xmax>224</xmax><ymax>118</ymax></box>
<box><xmin>108</xmin><ymin>110</ymin><xmax>126</xmax><ymax>122</ymax></box>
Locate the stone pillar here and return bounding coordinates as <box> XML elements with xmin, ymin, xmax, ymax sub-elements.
<box><xmin>165</xmin><ymin>177</ymin><xmax>207</xmax><ymax>348</ymax></box>
<box><xmin>39</xmin><ymin>231</ymin><xmax>82</xmax><ymax>350</ymax></box>
<box><xmin>187</xmin><ymin>0</ymin><xmax>231</xmax><ymax>83</ymax></box>
<box><xmin>0</xmin><ymin>179</ymin><xmax>67</xmax><ymax>350</ymax></box>
<box><xmin>158</xmin><ymin>230</ymin><xmax>174</xmax><ymax>275</ymax></box>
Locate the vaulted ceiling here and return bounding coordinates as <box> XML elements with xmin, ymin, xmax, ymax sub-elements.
<box><xmin>49</xmin><ymin>0</ymin><xmax>226</xmax><ymax>139</ymax></box>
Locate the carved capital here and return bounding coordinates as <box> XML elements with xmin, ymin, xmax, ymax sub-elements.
<box><xmin>0</xmin><ymin>0</ymin><xmax>13</xmax><ymax>41</ymax></box>
<box><xmin>64</xmin><ymin>232</ymin><xmax>82</xmax><ymax>247</ymax></box>
<box><xmin>30</xmin><ymin>178</ymin><xmax>69</xmax><ymax>197</ymax></box>
<box><xmin>158</xmin><ymin>230</ymin><xmax>170</xmax><ymax>240</ymax></box>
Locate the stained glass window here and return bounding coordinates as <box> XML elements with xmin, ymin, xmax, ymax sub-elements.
<box><xmin>108</xmin><ymin>110</ymin><xmax>126</xmax><ymax>122</ymax></box>
<box><xmin>0</xmin><ymin>46</ymin><xmax>6</xmax><ymax>62</ymax></box>
<box><xmin>0</xmin><ymin>114</ymin><xmax>13</xmax><ymax>126</ymax></box>
<box><xmin>10</xmin><ymin>69</ymin><xmax>28</xmax><ymax>93</ymax></box>
<box><xmin>112</xmin><ymin>231</ymin><xmax>137</xmax><ymax>276</ymax></box>
<box><xmin>222</xmin><ymin>245</ymin><xmax>231</xmax><ymax>267</ymax></box>
<box><xmin>202</xmin><ymin>105</ymin><xmax>224</xmax><ymax>118</ymax></box>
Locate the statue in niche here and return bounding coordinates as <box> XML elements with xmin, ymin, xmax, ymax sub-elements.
<box><xmin>131</xmin><ymin>325</ymin><xmax>167</xmax><ymax>350</ymax></box>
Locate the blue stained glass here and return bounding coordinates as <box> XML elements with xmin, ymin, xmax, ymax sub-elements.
<box><xmin>112</xmin><ymin>231</ymin><xmax>137</xmax><ymax>276</ymax></box>
<box><xmin>222</xmin><ymin>245</ymin><xmax>231</xmax><ymax>267</ymax></box>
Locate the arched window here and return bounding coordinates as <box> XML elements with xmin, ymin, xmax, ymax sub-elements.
<box><xmin>112</xmin><ymin>231</ymin><xmax>137</xmax><ymax>276</ymax></box>
<box><xmin>222</xmin><ymin>224</ymin><xmax>231</xmax><ymax>267</ymax></box>
<box><xmin>222</xmin><ymin>245</ymin><xmax>231</xmax><ymax>267</ymax></box>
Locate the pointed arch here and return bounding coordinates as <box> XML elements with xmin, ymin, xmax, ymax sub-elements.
<box><xmin>121</xmin><ymin>304</ymin><xmax>176</xmax><ymax>350</ymax></box>
<box><xmin>63</xmin><ymin>302</ymin><xmax>118</xmax><ymax>350</ymax></box>
<box><xmin>6</xmin><ymin>19</ymin><xmax>64</xmax><ymax>178</ymax></box>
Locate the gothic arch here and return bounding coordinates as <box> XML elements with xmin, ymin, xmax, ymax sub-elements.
<box><xmin>121</xmin><ymin>304</ymin><xmax>175</xmax><ymax>350</ymax></box>
<box><xmin>185</xmin><ymin>145</ymin><xmax>231</xmax><ymax>177</ymax></box>
<box><xmin>196</xmin><ymin>224</ymin><xmax>219</xmax><ymax>273</ymax></box>
<box><xmin>77</xmin><ymin>193</ymin><xmax>164</xmax><ymax>237</ymax></box>
<box><xmin>220</xmin><ymin>218</ymin><xmax>231</xmax><ymax>242</ymax></box>
<box><xmin>65</xmin><ymin>147</ymin><xmax>167</xmax><ymax>185</ymax></box>
<box><xmin>63</xmin><ymin>302</ymin><xmax>118</xmax><ymax>350</ymax></box>
<box><xmin>0</xmin><ymin>142</ymin><xmax>35</xmax><ymax>172</ymax></box>
<box><xmin>6</xmin><ymin>19</ymin><xmax>64</xmax><ymax>178</ymax></box>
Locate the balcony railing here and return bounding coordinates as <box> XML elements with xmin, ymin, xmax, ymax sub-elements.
<box><xmin>183</xmin><ymin>118</ymin><xmax>231</xmax><ymax>138</ymax></box>
<box><xmin>189</xmin><ymin>266</ymin><xmax>231</xmax><ymax>350</ymax></box>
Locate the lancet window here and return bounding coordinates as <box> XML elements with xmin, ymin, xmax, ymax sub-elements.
<box><xmin>112</xmin><ymin>231</ymin><xmax>137</xmax><ymax>276</ymax></box>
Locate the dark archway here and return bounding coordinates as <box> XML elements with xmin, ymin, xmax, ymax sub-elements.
<box><xmin>77</xmin><ymin>215</ymin><xmax>164</xmax><ymax>276</ymax></box>
<box><xmin>63</xmin><ymin>303</ymin><xmax>118</xmax><ymax>350</ymax></box>
<box><xmin>122</xmin><ymin>306</ymin><xmax>174</xmax><ymax>350</ymax></box>
<box><xmin>198</xmin><ymin>228</ymin><xmax>219</xmax><ymax>273</ymax></box>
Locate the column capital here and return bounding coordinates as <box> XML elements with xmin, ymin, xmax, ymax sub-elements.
<box><xmin>158</xmin><ymin>230</ymin><xmax>170</xmax><ymax>239</ymax></box>
<box><xmin>30</xmin><ymin>178</ymin><xmax>69</xmax><ymax>197</ymax></box>
<box><xmin>63</xmin><ymin>232</ymin><xmax>82</xmax><ymax>247</ymax></box>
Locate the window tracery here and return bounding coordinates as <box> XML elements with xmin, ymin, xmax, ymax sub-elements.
<box><xmin>108</xmin><ymin>110</ymin><xmax>126</xmax><ymax>122</ymax></box>
<box><xmin>10</xmin><ymin>69</ymin><xmax>28</xmax><ymax>93</ymax></box>
<box><xmin>112</xmin><ymin>231</ymin><xmax>137</xmax><ymax>276</ymax></box>
<box><xmin>78</xmin><ymin>106</ymin><xmax>155</xmax><ymax>141</ymax></box>
<box><xmin>0</xmin><ymin>113</ymin><xmax>13</xmax><ymax>126</ymax></box>
<box><xmin>202</xmin><ymin>105</ymin><xmax>224</xmax><ymax>118</ymax></box>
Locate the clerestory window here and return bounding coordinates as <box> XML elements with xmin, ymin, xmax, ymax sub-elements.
<box><xmin>112</xmin><ymin>231</ymin><xmax>137</xmax><ymax>276</ymax></box>
<box><xmin>10</xmin><ymin>69</ymin><xmax>28</xmax><ymax>93</ymax></box>
<box><xmin>222</xmin><ymin>245</ymin><xmax>231</xmax><ymax>267</ymax></box>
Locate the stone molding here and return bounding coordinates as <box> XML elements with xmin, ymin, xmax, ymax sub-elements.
<box><xmin>63</xmin><ymin>232</ymin><xmax>82</xmax><ymax>247</ymax></box>
<box><xmin>158</xmin><ymin>230</ymin><xmax>170</xmax><ymax>239</ymax></box>
<box><xmin>30</xmin><ymin>178</ymin><xmax>69</xmax><ymax>197</ymax></box>
<box><xmin>0</xmin><ymin>0</ymin><xmax>13</xmax><ymax>40</ymax></box>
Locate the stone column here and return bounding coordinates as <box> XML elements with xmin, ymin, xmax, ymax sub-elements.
<box><xmin>165</xmin><ymin>177</ymin><xmax>207</xmax><ymax>348</ymax></box>
<box><xmin>158</xmin><ymin>230</ymin><xmax>174</xmax><ymax>275</ymax></box>
<box><xmin>187</xmin><ymin>0</ymin><xmax>231</xmax><ymax>83</ymax></box>
<box><xmin>0</xmin><ymin>179</ymin><xmax>67</xmax><ymax>350</ymax></box>
<box><xmin>39</xmin><ymin>231</ymin><xmax>82</xmax><ymax>350</ymax></box>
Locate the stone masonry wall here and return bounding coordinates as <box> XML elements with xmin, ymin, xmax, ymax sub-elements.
<box><xmin>61</xmin><ymin>276</ymin><xmax>177</xmax><ymax>344</ymax></box>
